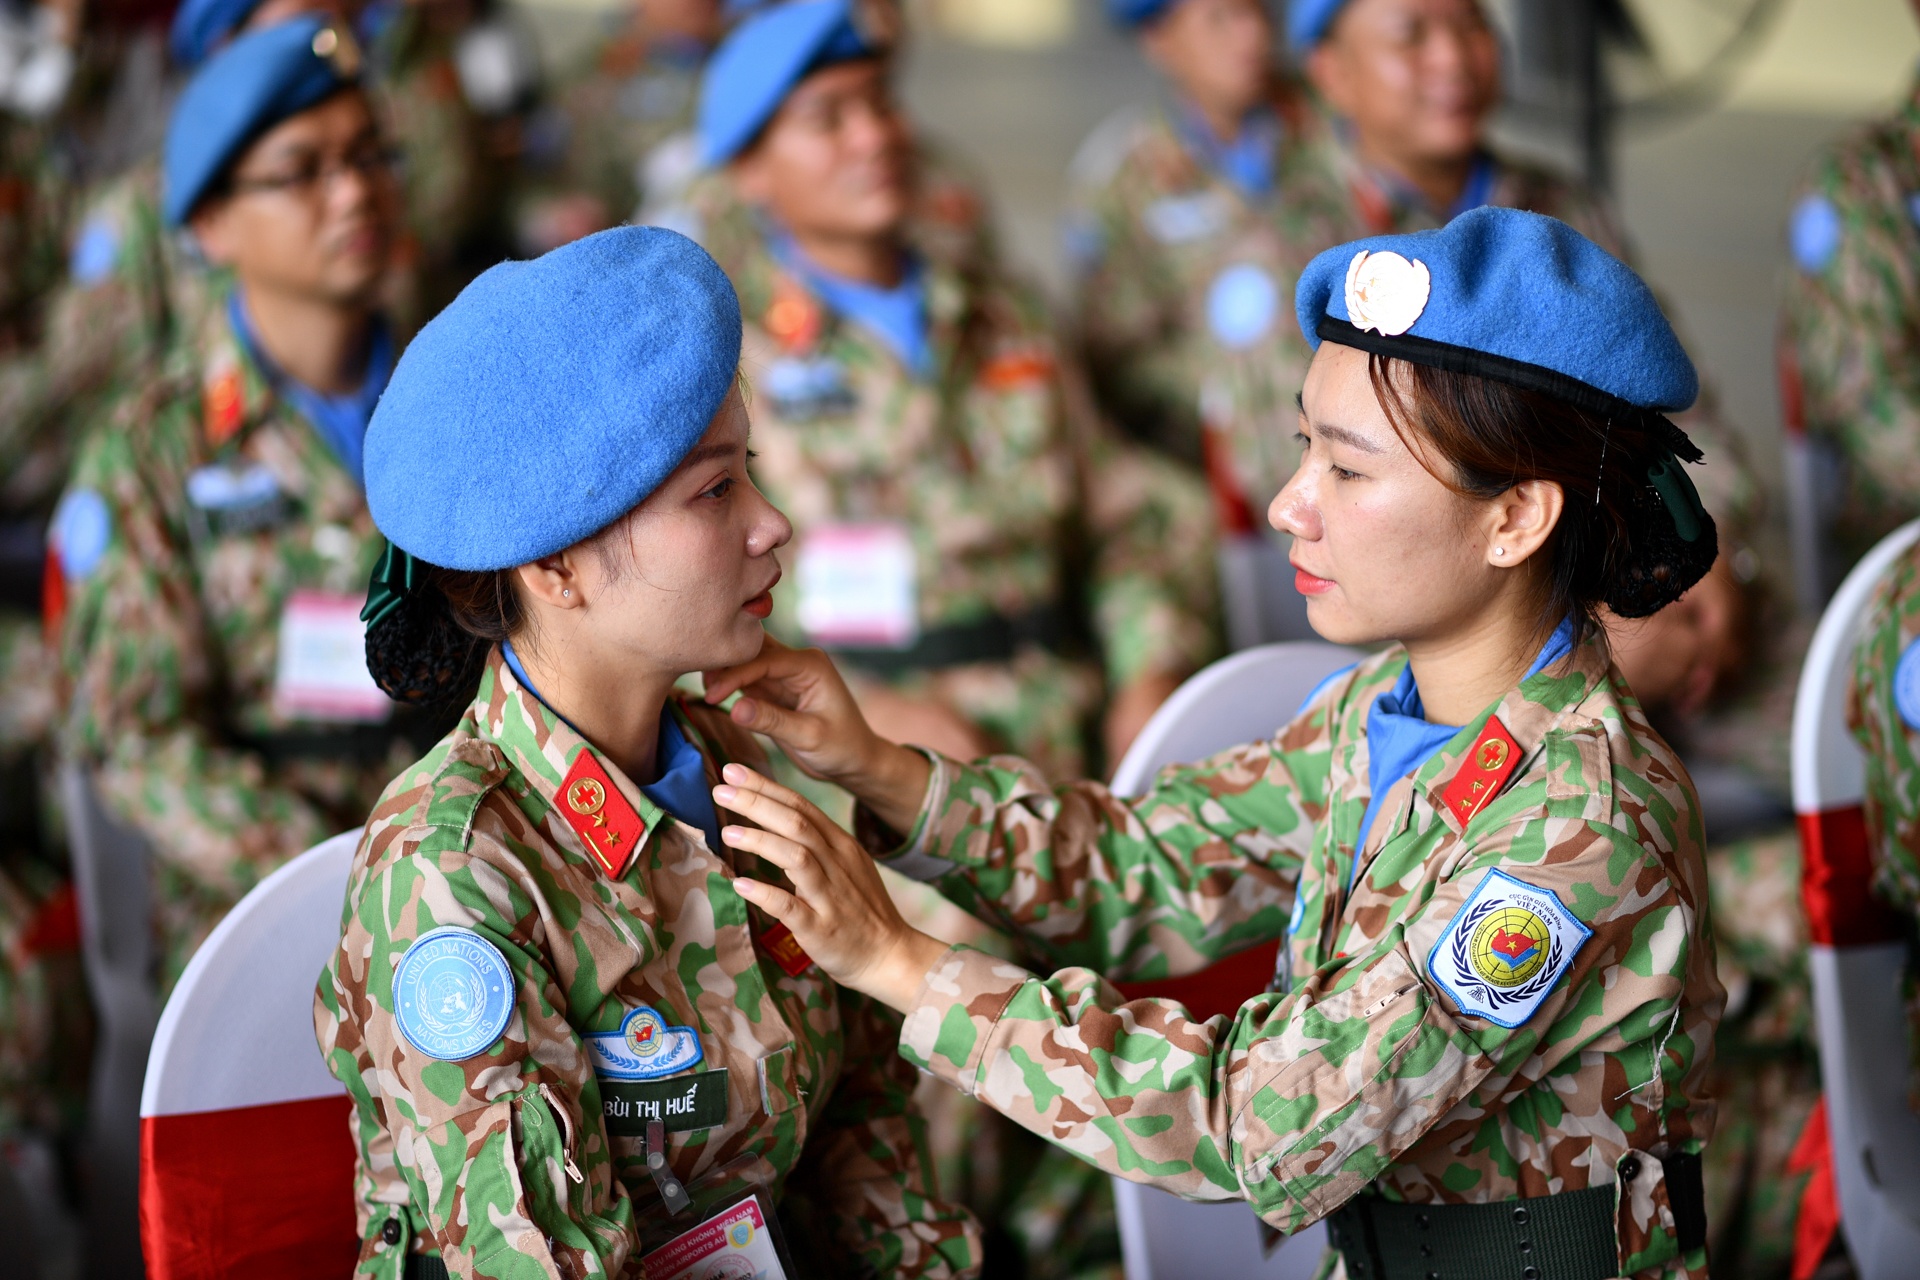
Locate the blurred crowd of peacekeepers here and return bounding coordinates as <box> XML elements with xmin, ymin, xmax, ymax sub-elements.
<box><xmin>0</xmin><ymin>0</ymin><xmax>1916</xmax><ymax>1274</ymax></box>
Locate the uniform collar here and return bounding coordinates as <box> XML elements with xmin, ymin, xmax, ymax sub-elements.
<box><xmin>472</xmin><ymin>646</ymin><xmax>720</xmax><ymax>879</ymax></box>
<box><xmin>1169</xmin><ymin>98</ymin><xmax>1283</xmax><ymax>201</ymax></box>
<box><xmin>1411</xmin><ymin>624</ymin><xmax>1610</xmax><ymax>840</ymax></box>
<box><xmin>193</xmin><ymin>288</ymin><xmax>281</xmax><ymax>452</ymax></box>
<box><xmin>1336</xmin><ymin>126</ymin><xmax>1500</xmax><ymax>232</ymax></box>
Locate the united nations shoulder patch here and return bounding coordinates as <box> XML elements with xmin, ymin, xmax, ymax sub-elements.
<box><xmin>391</xmin><ymin>927</ymin><xmax>516</xmax><ymax>1061</ymax></box>
<box><xmin>1426</xmin><ymin>868</ymin><xmax>1590</xmax><ymax>1029</ymax></box>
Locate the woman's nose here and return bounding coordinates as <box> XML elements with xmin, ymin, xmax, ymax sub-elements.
<box><xmin>1269</xmin><ymin>472</ymin><xmax>1319</xmax><ymax>540</ymax></box>
<box><xmin>750</xmin><ymin>490</ymin><xmax>794</xmax><ymax>555</ymax></box>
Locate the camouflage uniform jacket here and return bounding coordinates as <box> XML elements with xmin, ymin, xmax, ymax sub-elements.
<box><xmin>725</xmin><ymin>217</ymin><xmax>1218</xmax><ymax>781</ymax></box>
<box><xmin>880</xmin><ymin>630</ymin><xmax>1722</xmax><ymax>1277</ymax></box>
<box><xmin>1064</xmin><ymin>94</ymin><xmax>1348</xmax><ymax>521</ymax></box>
<box><xmin>52</xmin><ymin>297</ymin><xmax>409</xmax><ymax>987</ymax></box>
<box><xmin>314</xmin><ymin>651</ymin><xmax>983</xmax><ymax>1278</ymax></box>
<box><xmin>1779</xmin><ymin>74</ymin><xmax>1920</xmax><ymax>562</ymax></box>
<box><xmin>1848</xmin><ymin>537</ymin><xmax>1920</xmax><ymax>1110</ymax></box>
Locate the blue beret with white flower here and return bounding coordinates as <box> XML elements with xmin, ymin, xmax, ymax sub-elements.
<box><xmin>1295</xmin><ymin>206</ymin><xmax>1699</xmax><ymax>414</ymax></box>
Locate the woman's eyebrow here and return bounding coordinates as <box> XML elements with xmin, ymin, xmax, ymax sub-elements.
<box><xmin>1312</xmin><ymin>423</ymin><xmax>1385</xmax><ymax>454</ymax></box>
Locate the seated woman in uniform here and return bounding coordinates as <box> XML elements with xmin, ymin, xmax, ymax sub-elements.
<box><xmin>704</xmin><ymin>208</ymin><xmax>1725</xmax><ymax>1280</ymax></box>
<box><xmin>51</xmin><ymin>17</ymin><xmax>414</xmax><ymax>991</ymax></box>
<box><xmin>313</xmin><ymin>228</ymin><xmax>980</xmax><ymax>1276</ymax></box>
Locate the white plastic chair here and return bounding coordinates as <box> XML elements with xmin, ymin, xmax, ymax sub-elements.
<box><xmin>1107</xmin><ymin>641</ymin><xmax>1360</xmax><ymax>1280</ymax></box>
<box><xmin>139</xmin><ymin>831</ymin><xmax>362</xmax><ymax>1278</ymax></box>
<box><xmin>61</xmin><ymin>763</ymin><xmax>157</xmax><ymax>1280</ymax></box>
<box><xmin>1792</xmin><ymin>517</ymin><xmax>1920</xmax><ymax>1279</ymax></box>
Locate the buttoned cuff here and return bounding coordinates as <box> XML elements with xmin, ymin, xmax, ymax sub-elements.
<box><xmin>897</xmin><ymin>944</ymin><xmax>1028</xmax><ymax>1095</ymax></box>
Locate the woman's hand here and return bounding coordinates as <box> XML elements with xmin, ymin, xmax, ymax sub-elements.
<box><xmin>703</xmin><ymin>635</ymin><xmax>932</xmax><ymax>834</ymax></box>
<box><xmin>717</xmin><ymin>764</ymin><xmax>950</xmax><ymax>1013</ymax></box>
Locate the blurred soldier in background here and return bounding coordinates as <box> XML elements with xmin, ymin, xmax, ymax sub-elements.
<box><xmin>1064</xmin><ymin>0</ymin><xmax>1343</xmax><ymax>525</ymax></box>
<box><xmin>515</xmin><ymin>0</ymin><xmax>719</xmax><ymax>254</ymax></box>
<box><xmin>1779</xmin><ymin>0</ymin><xmax>1920</xmax><ymax>572</ymax></box>
<box><xmin>50</xmin><ymin>17</ymin><xmax>429</xmax><ymax>991</ymax></box>
<box><xmin>694</xmin><ymin>5</ymin><xmax>1217</xmax><ymax>1273</ymax></box>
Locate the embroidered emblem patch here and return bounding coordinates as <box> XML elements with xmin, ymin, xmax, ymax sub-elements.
<box><xmin>1790</xmin><ymin>194</ymin><xmax>1841</xmax><ymax>274</ymax></box>
<box><xmin>1344</xmin><ymin>249</ymin><xmax>1431</xmax><ymax>336</ymax></box>
<box><xmin>558</xmin><ymin>750</ymin><xmax>644</xmax><ymax>878</ymax></box>
<box><xmin>585</xmin><ymin>1004</ymin><xmax>705</xmax><ymax>1080</ymax></box>
<box><xmin>1439</xmin><ymin>715</ymin><xmax>1522</xmax><ymax>826</ymax></box>
<box><xmin>756</xmin><ymin>921</ymin><xmax>813</xmax><ymax>977</ymax></box>
<box><xmin>391</xmin><ymin>927</ymin><xmax>515</xmax><ymax>1060</ymax></box>
<box><xmin>1895</xmin><ymin>637</ymin><xmax>1920</xmax><ymax>732</ymax></box>
<box><xmin>1207</xmin><ymin>263</ymin><xmax>1278</xmax><ymax>349</ymax></box>
<box><xmin>1427</xmin><ymin>868</ymin><xmax>1590</xmax><ymax>1029</ymax></box>
<box><xmin>49</xmin><ymin>489</ymin><xmax>110</xmax><ymax>582</ymax></box>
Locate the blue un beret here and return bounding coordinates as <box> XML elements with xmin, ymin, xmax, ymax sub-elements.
<box><xmin>1287</xmin><ymin>0</ymin><xmax>1349</xmax><ymax>51</ymax></box>
<box><xmin>1295</xmin><ymin>206</ymin><xmax>1699</xmax><ymax>413</ymax></box>
<box><xmin>162</xmin><ymin>17</ymin><xmax>359</xmax><ymax>227</ymax></box>
<box><xmin>364</xmin><ymin>227</ymin><xmax>744</xmax><ymax>571</ymax></box>
<box><xmin>698</xmin><ymin>0</ymin><xmax>876</xmax><ymax>166</ymax></box>
<box><xmin>169</xmin><ymin>0</ymin><xmax>267</xmax><ymax>67</ymax></box>
<box><xmin>1107</xmin><ymin>0</ymin><xmax>1180</xmax><ymax>27</ymax></box>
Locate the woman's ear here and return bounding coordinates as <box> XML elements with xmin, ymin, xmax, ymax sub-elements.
<box><xmin>514</xmin><ymin>550</ymin><xmax>584</xmax><ymax>610</ymax></box>
<box><xmin>1484</xmin><ymin>478</ymin><xmax>1564</xmax><ymax>568</ymax></box>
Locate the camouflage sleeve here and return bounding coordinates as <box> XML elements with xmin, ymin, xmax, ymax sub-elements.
<box><xmin>789</xmin><ymin>990</ymin><xmax>982</xmax><ymax>1278</ymax></box>
<box><xmin>896</xmin><ymin>806</ymin><xmax>1701</xmax><ymax>1235</ymax></box>
<box><xmin>1781</xmin><ymin>144</ymin><xmax>1920</xmax><ymax>524</ymax></box>
<box><xmin>1849</xmin><ymin>544</ymin><xmax>1920</xmax><ymax>911</ymax></box>
<box><xmin>1057</xmin><ymin>355</ymin><xmax>1219</xmax><ymax>689</ymax></box>
<box><xmin>320</xmin><ymin>816</ymin><xmax>641</xmax><ymax>1278</ymax></box>
<box><xmin>878</xmin><ymin>691</ymin><xmax>1341</xmax><ymax>978</ymax></box>
<box><xmin>55</xmin><ymin>401</ymin><xmax>334</xmax><ymax>905</ymax></box>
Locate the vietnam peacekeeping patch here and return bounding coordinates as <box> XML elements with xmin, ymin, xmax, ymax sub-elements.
<box><xmin>391</xmin><ymin>926</ymin><xmax>515</xmax><ymax>1060</ymax></box>
<box><xmin>585</xmin><ymin>1004</ymin><xmax>705</xmax><ymax>1080</ymax></box>
<box><xmin>1427</xmin><ymin>868</ymin><xmax>1590</xmax><ymax>1029</ymax></box>
<box><xmin>1894</xmin><ymin>637</ymin><xmax>1920</xmax><ymax>732</ymax></box>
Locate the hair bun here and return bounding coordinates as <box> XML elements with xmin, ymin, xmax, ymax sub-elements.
<box><xmin>364</xmin><ymin>581</ymin><xmax>487</xmax><ymax>706</ymax></box>
<box><xmin>1603</xmin><ymin>476</ymin><xmax>1718</xmax><ymax>619</ymax></box>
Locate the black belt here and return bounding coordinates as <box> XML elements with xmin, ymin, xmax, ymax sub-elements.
<box><xmin>1328</xmin><ymin>1152</ymin><xmax>1705</xmax><ymax>1280</ymax></box>
<box><xmin>404</xmin><ymin>1256</ymin><xmax>448</xmax><ymax>1280</ymax></box>
<box><xmin>825</xmin><ymin>603</ymin><xmax>1074</xmax><ymax>678</ymax></box>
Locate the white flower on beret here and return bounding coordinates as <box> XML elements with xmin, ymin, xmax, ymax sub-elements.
<box><xmin>1344</xmin><ymin>249</ymin><xmax>1431</xmax><ymax>337</ymax></box>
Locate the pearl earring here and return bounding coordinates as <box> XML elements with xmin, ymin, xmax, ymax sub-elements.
<box><xmin>563</xmin><ymin>589</ymin><xmax>572</xmax><ymax>598</ymax></box>
<box><xmin>1494</xmin><ymin>547</ymin><xmax>1506</xmax><ymax>558</ymax></box>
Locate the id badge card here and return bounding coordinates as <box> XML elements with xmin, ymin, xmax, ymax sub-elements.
<box><xmin>641</xmin><ymin>1191</ymin><xmax>792</xmax><ymax>1280</ymax></box>
<box><xmin>272</xmin><ymin>590</ymin><xmax>392</xmax><ymax>722</ymax></box>
<box><xmin>795</xmin><ymin>522</ymin><xmax>918</xmax><ymax>649</ymax></box>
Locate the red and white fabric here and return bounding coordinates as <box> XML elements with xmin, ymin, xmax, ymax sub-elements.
<box><xmin>1791</xmin><ymin>517</ymin><xmax>1920</xmax><ymax>1279</ymax></box>
<box><xmin>1106</xmin><ymin>641</ymin><xmax>1359</xmax><ymax>1280</ymax></box>
<box><xmin>139</xmin><ymin>831</ymin><xmax>362</xmax><ymax>1279</ymax></box>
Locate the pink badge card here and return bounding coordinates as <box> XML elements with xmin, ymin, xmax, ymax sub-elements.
<box><xmin>795</xmin><ymin>521</ymin><xmax>918</xmax><ymax>649</ymax></box>
<box><xmin>272</xmin><ymin>590</ymin><xmax>393</xmax><ymax>723</ymax></box>
<box><xmin>641</xmin><ymin>1192</ymin><xmax>789</xmax><ymax>1280</ymax></box>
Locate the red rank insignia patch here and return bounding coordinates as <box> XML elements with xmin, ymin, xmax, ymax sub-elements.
<box><xmin>203</xmin><ymin>360</ymin><xmax>244</xmax><ymax>447</ymax></box>
<box><xmin>756</xmin><ymin>921</ymin><xmax>813</xmax><ymax>977</ymax></box>
<box><xmin>1439</xmin><ymin>716</ymin><xmax>1521</xmax><ymax>827</ymax></box>
<box><xmin>558</xmin><ymin>751</ymin><xmax>643</xmax><ymax>879</ymax></box>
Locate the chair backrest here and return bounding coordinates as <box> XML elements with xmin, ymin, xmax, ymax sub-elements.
<box><xmin>60</xmin><ymin>763</ymin><xmax>157</xmax><ymax>1280</ymax></box>
<box><xmin>139</xmin><ymin>831</ymin><xmax>362</xmax><ymax>1280</ymax></box>
<box><xmin>1107</xmin><ymin>641</ymin><xmax>1357</xmax><ymax>1280</ymax></box>
<box><xmin>1792</xmin><ymin>517</ymin><xmax>1920</xmax><ymax>1278</ymax></box>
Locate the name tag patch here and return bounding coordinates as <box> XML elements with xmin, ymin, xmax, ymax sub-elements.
<box><xmin>1427</xmin><ymin>868</ymin><xmax>1589</xmax><ymax>1029</ymax></box>
<box><xmin>273</xmin><ymin>590</ymin><xmax>392</xmax><ymax>723</ymax></box>
<box><xmin>602</xmin><ymin>1068</ymin><xmax>729</xmax><ymax>1137</ymax></box>
<box><xmin>1143</xmin><ymin>191</ymin><xmax>1230</xmax><ymax>244</ymax></box>
<box><xmin>185</xmin><ymin>461</ymin><xmax>287</xmax><ymax>539</ymax></box>
<box><xmin>586</xmin><ymin>1004</ymin><xmax>705</xmax><ymax>1080</ymax></box>
<box><xmin>796</xmin><ymin>522</ymin><xmax>918</xmax><ymax>649</ymax></box>
<box><xmin>392</xmin><ymin>927</ymin><xmax>515</xmax><ymax>1061</ymax></box>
